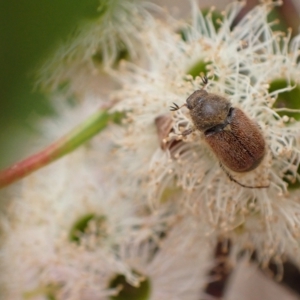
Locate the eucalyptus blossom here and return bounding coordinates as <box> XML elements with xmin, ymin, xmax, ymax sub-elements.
<box><xmin>1</xmin><ymin>1</ymin><xmax>300</xmax><ymax>299</ymax></box>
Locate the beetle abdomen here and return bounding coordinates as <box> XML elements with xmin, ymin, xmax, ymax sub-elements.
<box><xmin>204</xmin><ymin>108</ymin><xmax>265</xmax><ymax>173</ymax></box>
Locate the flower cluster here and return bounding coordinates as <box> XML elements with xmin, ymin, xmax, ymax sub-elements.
<box><xmin>110</xmin><ymin>0</ymin><xmax>300</xmax><ymax>265</ymax></box>
<box><xmin>2</xmin><ymin>0</ymin><xmax>300</xmax><ymax>299</ymax></box>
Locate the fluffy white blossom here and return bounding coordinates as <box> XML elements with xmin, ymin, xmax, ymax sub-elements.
<box><xmin>2</xmin><ymin>0</ymin><xmax>300</xmax><ymax>299</ymax></box>
<box><xmin>37</xmin><ymin>0</ymin><xmax>155</xmax><ymax>97</ymax></box>
<box><xmin>109</xmin><ymin>0</ymin><xmax>300</xmax><ymax>266</ymax></box>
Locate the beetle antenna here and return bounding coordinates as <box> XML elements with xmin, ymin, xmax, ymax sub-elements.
<box><xmin>219</xmin><ymin>163</ymin><xmax>269</xmax><ymax>189</ymax></box>
<box><xmin>170</xmin><ymin>102</ymin><xmax>186</xmax><ymax>111</ymax></box>
<box><xmin>200</xmin><ymin>74</ymin><xmax>208</xmax><ymax>89</ymax></box>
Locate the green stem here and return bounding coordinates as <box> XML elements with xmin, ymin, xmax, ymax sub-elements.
<box><xmin>0</xmin><ymin>109</ymin><xmax>123</xmax><ymax>189</ymax></box>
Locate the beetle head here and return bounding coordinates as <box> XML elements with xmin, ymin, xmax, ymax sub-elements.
<box><xmin>186</xmin><ymin>90</ymin><xmax>231</xmax><ymax>131</ymax></box>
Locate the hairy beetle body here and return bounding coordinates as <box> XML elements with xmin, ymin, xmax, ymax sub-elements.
<box><xmin>204</xmin><ymin>107</ymin><xmax>265</xmax><ymax>172</ymax></box>
<box><xmin>170</xmin><ymin>76</ymin><xmax>268</xmax><ymax>188</ymax></box>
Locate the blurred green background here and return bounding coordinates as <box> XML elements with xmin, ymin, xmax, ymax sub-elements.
<box><xmin>0</xmin><ymin>0</ymin><xmax>99</xmax><ymax>168</ymax></box>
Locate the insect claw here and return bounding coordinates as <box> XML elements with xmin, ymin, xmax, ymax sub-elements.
<box><xmin>170</xmin><ymin>102</ymin><xmax>180</xmax><ymax>111</ymax></box>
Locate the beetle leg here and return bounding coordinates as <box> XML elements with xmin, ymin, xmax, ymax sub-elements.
<box><xmin>219</xmin><ymin>163</ymin><xmax>269</xmax><ymax>189</ymax></box>
<box><xmin>181</xmin><ymin>128</ymin><xmax>195</xmax><ymax>137</ymax></box>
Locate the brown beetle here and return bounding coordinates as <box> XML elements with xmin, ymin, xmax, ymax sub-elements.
<box><xmin>170</xmin><ymin>76</ymin><xmax>268</xmax><ymax>189</ymax></box>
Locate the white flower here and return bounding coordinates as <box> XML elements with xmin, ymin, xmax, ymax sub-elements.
<box><xmin>2</xmin><ymin>0</ymin><xmax>300</xmax><ymax>299</ymax></box>
<box><xmin>117</xmin><ymin>215</ymin><xmax>214</xmax><ymax>300</ymax></box>
<box><xmin>0</xmin><ymin>147</ymin><xmax>141</xmax><ymax>299</ymax></box>
<box><xmin>0</xmin><ymin>129</ymin><xmax>182</xmax><ymax>299</ymax></box>
<box><xmin>108</xmin><ymin>0</ymin><xmax>300</xmax><ymax>266</ymax></box>
<box><xmin>37</xmin><ymin>0</ymin><xmax>155</xmax><ymax>97</ymax></box>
